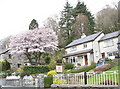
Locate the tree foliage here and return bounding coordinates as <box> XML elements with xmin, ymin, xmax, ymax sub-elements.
<box><xmin>9</xmin><ymin>28</ymin><xmax>58</xmax><ymax>64</ymax></box>
<box><xmin>95</xmin><ymin>5</ymin><xmax>118</xmax><ymax>33</ymax></box>
<box><xmin>59</xmin><ymin>1</ymin><xmax>74</xmax><ymax>47</ymax></box>
<box><xmin>58</xmin><ymin>1</ymin><xmax>95</xmax><ymax>47</ymax></box>
<box><xmin>43</xmin><ymin>15</ymin><xmax>59</xmax><ymax>35</ymax></box>
<box><xmin>73</xmin><ymin>1</ymin><xmax>95</xmax><ymax>35</ymax></box>
<box><xmin>29</xmin><ymin>19</ymin><xmax>39</xmax><ymax>30</ymax></box>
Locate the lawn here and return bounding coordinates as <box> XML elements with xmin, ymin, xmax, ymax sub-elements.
<box><xmin>87</xmin><ymin>71</ymin><xmax>119</xmax><ymax>85</ymax></box>
<box><xmin>107</xmin><ymin>66</ymin><xmax>120</xmax><ymax>71</ymax></box>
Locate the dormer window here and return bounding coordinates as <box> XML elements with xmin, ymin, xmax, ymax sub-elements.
<box><xmin>83</xmin><ymin>43</ymin><xmax>87</xmax><ymax>48</ymax></box>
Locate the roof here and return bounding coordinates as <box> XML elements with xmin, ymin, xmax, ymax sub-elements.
<box><xmin>65</xmin><ymin>32</ymin><xmax>102</xmax><ymax>48</ymax></box>
<box><xmin>99</xmin><ymin>31</ymin><xmax>120</xmax><ymax>41</ymax></box>
<box><xmin>63</xmin><ymin>49</ymin><xmax>93</xmax><ymax>58</ymax></box>
<box><xmin>0</xmin><ymin>49</ymin><xmax>9</xmax><ymax>55</ymax></box>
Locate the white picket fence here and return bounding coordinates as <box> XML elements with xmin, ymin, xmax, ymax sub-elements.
<box><xmin>53</xmin><ymin>71</ymin><xmax>119</xmax><ymax>85</ymax></box>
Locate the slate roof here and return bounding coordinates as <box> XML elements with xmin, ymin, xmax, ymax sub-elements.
<box><xmin>63</xmin><ymin>49</ymin><xmax>93</xmax><ymax>58</ymax></box>
<box><xmin>65</xmin><ymin>32</ymin><xmax>102</xmax><ymax>48</ymax></box>
<box><xmin>0</xmin><ymin>49</ymin><xmax>9</xmax><ymax>55</ymax></box>
<box><xmin>99</xmin><ymin>31</ymin><xmax>120</xmax><ymax>41</ymax></box>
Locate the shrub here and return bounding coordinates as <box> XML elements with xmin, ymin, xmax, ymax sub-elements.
<box><xmin>16</xmin><ymin>67</ymin><xmax>24</xmax><ymax>73</ymax></box>
<box><xmin>65</xmin><ymin>62</ymin><xmax>74</xmax><ymax>70</ymax></box>
<box><xmin>44</xmin><ymin>56</ymin><xmax>51</xmax><ymax>64</ymax></box>
<box><xmin>69</xmin><ymin>64</ymin><xmax>96</xmax><ymax>73</ymax></box>
<box><xmin>56</xmin><ymin>59</ymin><xmax>62</xmax><ymax>64</ymax></box>
<box><xmin>47</xmin><ymin>70</ymin><xmax>57</xmax><ymax>75</ymax></box>
<box><xmin>4</xmin><ymin>60</ymin><xmax>11</xmax><ymax>70</ymax></box>
<box><xmin>24</xmin><ymin>65</ymin><xmax>49</xmax><ymax>74</ymax></box>
<box><xmin>94</xmin><ymin>63</ymin><xmax>113</xmax><ymax>72</ymax></box>
<box><xmin>0</xmin><ymin>60</ymin><xmax>11</xmax><ymax>71</ymax></box>
<box><xmin>44</xmin><ymin>76</ymin><xmax>53</xmax><ymax>88</ymax></box>
<box><xmin>48</xmin><ymin>59</ymin><xmax>56</xmax><ymax>70</ymax></box>
<box><xmin>53</xmin><ymin>78</ymin><xmax>67</xmax><ymax>84</ymax></box>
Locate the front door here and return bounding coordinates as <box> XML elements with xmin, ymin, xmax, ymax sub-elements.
<box><xmin>84</xmin><ymin>55</ymin><xmax>88</xmax><ymax>65</ymax></box>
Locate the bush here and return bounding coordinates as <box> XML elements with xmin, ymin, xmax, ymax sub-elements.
<box><xmin>0</xmin><ymin>60</ymin><xmax>11</xmax><ymax>71</ymax></box>
<box><xmin>65</xmin><ymin>62</ymin><xmax>74</xmax><ymax>70</ymax></box>
<box><xmin>16</xmin><ymin>67</ymin><xmax>24</xmax><ymax>73</ymax></box>
<box><xmin>44</xmin><ymin>76</ymin><xmax>53</xmax><ymax>88</ymax></box>
<box><xmin>24</xmin><ymin>65</ymin><xmax>49</xmax><ymax>74</ymax></box>
<box><xmin>94</xmin><ymin>63</ymin><xmax>113</xmax><ymax>72</ymax></box>
<box><xmin>48</xmin><ymin>59</ymin><xmax>56</xmax><ymax>70</ymax></box>
<box><xmin>56</xmin><ymin>59</ymin><xmax>62</xmax><ymax>64</ymax></box>
<box><xmin>53</xmin><ymin>78</ymin><xmax>67</xmax><ymax>84</ymax></box>
<box><xmin>44</xmin><ymin>56</ymin><xmax>51</xmax><ymax>64</ymax></box>
<box><xmin>47</xmin><ymin>70</ymin><xmax>57</xmax><ymax>75</ymax></box>
<box><xmin>69</xmin><ymin>64</ymin><xmax>96</xmax><ymax>73</ymax></box>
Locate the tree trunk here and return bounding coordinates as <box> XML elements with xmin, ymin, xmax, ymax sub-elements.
<box><xmin>24</xmin><ymin>48</ymin><xmax>32</xmax><ymax>65</ymax></box>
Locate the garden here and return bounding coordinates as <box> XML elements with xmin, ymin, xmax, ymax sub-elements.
<box><xmin>0</xmin><ymin>51</ymin><xmax>119</xmax><ymax>88</ymax></box>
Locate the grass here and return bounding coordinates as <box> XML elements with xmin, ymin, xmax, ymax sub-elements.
<box><xmin>87</xmin><ymin>71</ymin><xmax>120</xmax><ymax>85</ymax></box>
<box><xmin>107</xmin><ymin>66</ymin><xmax>120</xmax><ymax>71</ymax></box>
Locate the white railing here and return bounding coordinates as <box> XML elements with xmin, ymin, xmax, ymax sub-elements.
<box><xmin>87</xmin><ymin>71</ymin><xmax>119</xmax><ymax>85</ymax></box>
<box><xmin>53</xmin><ymin>71</ymin><xmax>119</xmax><ymax>85</ymax></box>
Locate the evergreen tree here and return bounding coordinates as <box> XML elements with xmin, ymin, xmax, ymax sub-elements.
<box><xmin>59</xmin><ymin>1</ymin><xmax>74</xmax><ymax>46</ymax></box>
<box><xmin>29</xmin><ymin>19</ymin><xmax>39</xmax><ymax>30</ymax></box>
<box><xmin>73</xmin><ymin>1</ymin><xmax>95</xmax><ymax>35</ymax></box>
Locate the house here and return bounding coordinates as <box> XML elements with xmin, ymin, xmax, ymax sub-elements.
<box><xmin>63</xmin><ymin>31</ymin><xmax>119</xmax><ymax>67</ymax></box>
<box><xmin>0</xmin><ymin>49</ymin><xmax>9</xmax><ymax>61</ymax></box>
<box><xmin>63</xmin><ymin>32</ymin><xmax>104</xmax><ymax>67</ymax></box>
<box><xmin>0</xmin><ymin>38</ymin><xmax>28</xmax><ymax>71</ymax></box>
<box><xmin>99</xmin><ymin>31</ymin><xmax>120</xmax><ymax>59</ymax></box>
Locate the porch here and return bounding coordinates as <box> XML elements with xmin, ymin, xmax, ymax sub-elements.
<box><xmin>63</xmin><ymin>49</ymin><xmax>94</xmax><ymax>67</ymax></box>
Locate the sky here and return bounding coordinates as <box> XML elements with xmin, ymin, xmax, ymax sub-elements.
<box><xmin>0</xmin><ymin>0</ymin><xmax>119</xmax><ymax>40</ymax></box>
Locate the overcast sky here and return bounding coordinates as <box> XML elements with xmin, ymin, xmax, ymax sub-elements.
<box><xmin>0</xmin><ymin>0</ymin><xmax>119</xmax><ymax>40</ymax></box>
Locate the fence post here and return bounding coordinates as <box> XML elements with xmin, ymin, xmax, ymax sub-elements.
<box><xmin>84</xmin><ymin>72</ymin><xmax>87</xmax><ymax>85</ymax></box>
<box><xmin>38</xmin><ymin>74</ymin><xmax>44</xmax><ymax>88</ymax></box>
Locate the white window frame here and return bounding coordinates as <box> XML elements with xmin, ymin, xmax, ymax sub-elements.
<box><xmin>83</xmin><ymin>43</ymin><xmax>87</xmax><ymax>49</ymax></box>
<box><xmin>104</xmin><ymin>39</ymin><xmax>114</xmax><ymax>47</ymax></box>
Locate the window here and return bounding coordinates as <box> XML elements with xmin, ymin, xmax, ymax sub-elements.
<box><xmin>70</xmin><ymin>46</ymin><xmax>77</xmax><ymax>51</ymax></box>
<box><xmin>71</xmin><ymin>59</ymin><xmax>72</xmax><ymax>63</ymax></box>
<box><xmin>66</xmin><ymin>58</ymin><xmax>68</xmax><ymax>62</ymax></box>
<box><xmin>104</xmin><ymin>39</ymin><xmax>114</xmax><ymax>47</ymax></box>
<box><xmin>18</xmin><ymin>64</ymin><xmax>21</xmax><ymax>68</ymax></box>
<box><xmin>8</xmin><ymin>54</ymin><xmax>11</xmax><ymax>59</ymax></box>
<box><xmin>108</xmin><ymin>51</ymin><xmax>119</xmax><ymax>58</ymax></box>
<box><xmin>73</xmin><ymin>57</ymin><xmax>75</xmax><ymax>63</ymax></box>
<box><xmin>83</xmin><ymin>43</ymin><xmax>87</xmax><ymax>48</ymax></box>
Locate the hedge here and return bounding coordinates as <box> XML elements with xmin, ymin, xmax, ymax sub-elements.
<box><xmin>44</xmin><ymin>76</ymin><xmax>53</xmax><ymax>88</ymax></box>
<box><xmin>24</xmin><ymin>65</ymin><xmax>49</xmax><ymax>74</ymax></box>
<box><xmin>69</xmin><ymin>64</ymin><xmax>96</xmax><ymax>73</ymax></box>
<box><xmin>0</xmin><ymin>60</ymin><xmax>11</xmax><ymax>71</ymax></box>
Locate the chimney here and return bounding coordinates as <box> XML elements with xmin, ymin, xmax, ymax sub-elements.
<box><xmin>81</xmin><ymin>33</ymin><xmax>86</xmax><ymax>38</ymax></box>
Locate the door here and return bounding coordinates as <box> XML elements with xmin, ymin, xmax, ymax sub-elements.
<box><xmin>84</xmin><ymin>55</ymin><xmax>88</xmax><ymax>65</ymax></box>
<box><xmin>101</xmin><ymin>53</ymin><xmax>105</xmax><ymax>58</ymax></box>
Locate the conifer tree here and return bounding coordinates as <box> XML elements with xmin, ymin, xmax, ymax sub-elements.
<box><xmin>73</xmin><ymin>1</ymin><xmax>95</xmax><ymax>34</ymax></box>
<box><xmin>29</xmin><ymin>19</ymin><xmax>39</xmax><ymax>30</ymax></box>
<box><xmin>59</xmin><ymin>1</ymin><xmax>74</xmax><ymax>46</ymax></box>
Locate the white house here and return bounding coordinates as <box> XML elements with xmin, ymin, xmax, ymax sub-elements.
<box><xmin>99</xmin><ymin>31</ymin><xmax>119</xmax><ymax>59</ymax></box>
<box><xmin>63</xmin><ymin>31</ymin><xmax>119</xmax><ymax>67</ymax></box>
<box><xmin>63</xmin><ymin>32</ymin><xmax>104</xmax><ymax>67</ymax></box>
